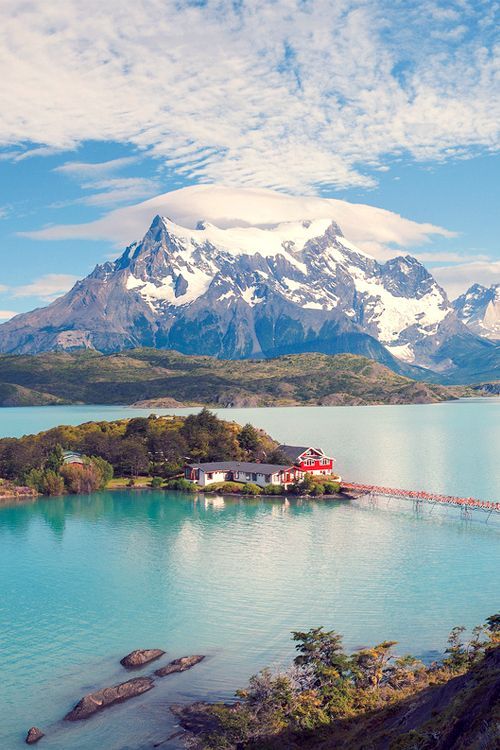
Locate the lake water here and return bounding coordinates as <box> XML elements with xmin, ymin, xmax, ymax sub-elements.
<box><xmin>0</xmin><ymin>400</ymin><xmax>499</xmax><ymax>749</ymax></box>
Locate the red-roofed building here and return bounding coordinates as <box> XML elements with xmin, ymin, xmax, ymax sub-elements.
<box><xmin>278</xmin><ymin>445</ymin><xmax>337</xmax><ymax>476</ymax></box>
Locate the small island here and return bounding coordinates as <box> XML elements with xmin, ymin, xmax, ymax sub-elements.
<box><xmin>0</xmin><ymin>410</ymin><xmax>343</xmax><ymax>500</ymax></box>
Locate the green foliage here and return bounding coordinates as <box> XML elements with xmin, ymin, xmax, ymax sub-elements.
<box><xmin>0</xmin><ymin>350</ymin><xmax>472</xmax><ymax>408</ymax></box>
<box><xmin>0</xmin><ymin>410</ymin><xmax>275</xmax><ymax>488</ymax></box>
<box><xmin>263</xmin><ymin>484</ymin><xmax>284</xmax><ymax>495</ymax></box>
<box><xmin>25</xmin><ymin>467</ymin><xmax>64</xmax><ymax>496</ymax></box>
<box><xmin>88</xmin><ymin>455</ymin><xmax>114</xmax><ymax>488</ymax></box>
<box><xmin>204</xmin><ymin>481</ymin><xmax>243</xmax><ymax>494</ymax></box>
<box><xmin>238</xmin><ymin>424</ymin><xmax>260</xmax><ymax>453</ymax></box>
<box><xmin>241</xmin><ymin>483</ymin><xmax>262</xmax><ymax>496</ymax></box>
<box><xmin>444</xmin><ymin>626</ymin><xmax>469</xmax><ymax>672</ymax></box>
<box><xmin>150</xmin><ymin>476</ymin><xmax>163</xmax><ymax>488</ymax></box>
<box><xmin>60</xmin><ymin>463</ymin><xmax>102</xmax><ymax>494</ymax></box>
<box><xmin>45</xmin><ymin>444</ymin><xmax>64</xmax><ymax>472</ymax></box>
<box><xmin>323</xmin><ymin>480</ymin><xmax>341</xmax><ymax>494</ymax></box>
<box><xmin>198</xmin><ymin>615</ymin><xmax>499</xmax><ymax>749</ymax></box>
<box><xmin>165</xmin><ymin>478</ymin><xmax>198</xmax><ymax>492</ymax></box>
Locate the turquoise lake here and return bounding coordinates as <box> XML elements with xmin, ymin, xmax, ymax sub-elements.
<box><xmin>0</xmin><ymin>400</ymin><xmax>499</xmax><ymax>748</ymax></box>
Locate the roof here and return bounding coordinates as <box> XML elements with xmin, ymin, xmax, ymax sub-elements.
<box><xmin>62</xmin><ymin>450</ymin><xmax>85</xmax><ymax>465</ymax></box>
<box><xmin>187</xmin><ymin>461</ymin><xmax>294</xmax><ymax>474</ymax></box>
<box><xmin>278</xmin><ymin>445</ymin><xmax>324</xmax><ymax>461</ymax></box>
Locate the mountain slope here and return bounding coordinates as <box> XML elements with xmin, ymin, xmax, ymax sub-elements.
<box><xmin>0</xmin><ymin>216</ymin><xmax>491</xmax><ymax>378</ymax></box>
<box><xmin>453</xmin><ymin>283</ymin><xmax>500</xmax><ymax>340</ymax></box>
<box><xmin>0</xmin><ymin>350</ymin><xmax>473</xmax><ymax>406</ymax></box>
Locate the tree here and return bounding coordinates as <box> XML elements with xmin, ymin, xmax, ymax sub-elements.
<box><xmin>238</xmin><ymin>424</ymin><xmax>260</xmax><ymax>453</ymax></box>
<box><xmin>42</xmin><ymin>470</ymin><xmax>65</xmax><ymax>496</ymax></box>
<box><xmin>485</xmin><ymin>614</ymin><xmax>500</xmax><ymax>646</ymax></box>
<box><xmin>88</xmin><ymin>455</ymin><xmax>113</xmax><ymax>488</ymax></box>
<box><xmin>118</xmin><ymin>437</ymin><xmax>149</xmax><ymax>477</ymax></box>
<box><xmin>292</xmin><ymin>627</ymin><xmax>351</xmax><ymax>690</ymax></box>
<box><xmin>45</xmin><ymin>444</ymin><xmax>64</xmax><ymax>472</ymax></box>
<box><xmin>352</xmin><ymin>641</ymin><xmax>398</xmax><ymax>689</ymax></box>
<box><xmin>60</xmin><ymin>464</ymin><xmax>102</xmax><ymax>494</ymax></box>
<box><xmin>444</xmin><ymin>626</ymin><xmax>468</xmax><ymax>672</ymax></box>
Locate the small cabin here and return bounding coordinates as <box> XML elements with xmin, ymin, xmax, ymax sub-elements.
<box><xmin>62</xmin><ymin>450</ymin><xmax>85</xmax><ymax>466</ymax></box>
<box><xmin>185</xmin><ymin>461</ymin><xmax>304</xmax><ymax>488</ymax></box>
<box><xmin>278</xmin><ymin>445</ymin><xmax>336</xmax><ymax>476</ymax></box>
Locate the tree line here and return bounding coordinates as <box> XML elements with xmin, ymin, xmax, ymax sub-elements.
<box><xmin>0</xmin><ymin>409</ymin><xmax>283</xmax><ymax>494</ymax></box>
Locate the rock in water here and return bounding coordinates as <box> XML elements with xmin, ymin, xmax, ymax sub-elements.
<box><xmin>155</xmin><ymin>655</ymin><xmax>205</xmax><ymax>677</ymax></box>
<box><xmin>25</xmin><ymin>727</ymin><xmax>44</xmax><ymax>744</ymax></box>
<box><xmin>64</xmin><ymin>676</ymin><xmax>154</xmax><ymax>721</ymax></box>
<box><xmin>120</xmin><ymin>649</ymin><xmax>165</xmax><ymax>668</ymax></box>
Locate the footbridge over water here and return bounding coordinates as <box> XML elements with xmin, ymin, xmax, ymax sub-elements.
<box><xmin>341</xmin><ymin>482</ymin><xmax>500</xmax><ymax>518</ymax></box>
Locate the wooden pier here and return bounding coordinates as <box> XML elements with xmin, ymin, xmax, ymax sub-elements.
<box><xmin>341</xmin><ymin>482</ymin><xmax>500</xmax><ymax>516</ymax></box>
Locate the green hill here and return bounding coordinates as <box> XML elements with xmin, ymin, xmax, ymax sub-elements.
<box><xmin>0</xmin><ymin>349</ymin><xmax>473</xmax><ymax>407</ymax></box>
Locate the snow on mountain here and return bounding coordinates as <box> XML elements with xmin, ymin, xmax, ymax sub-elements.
<box><xmin>0</xmin><ymin>214</ymin><xmax>483</xmax><ymax>374</ymax></box>
<box><xmin>452</xmin><ymin>284</ymin><xmax>500</xmax><ymax>340</ymax></box>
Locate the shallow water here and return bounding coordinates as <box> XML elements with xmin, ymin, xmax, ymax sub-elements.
<box><xmin>0</xmin><ymin>399</ymin><xmax>499</xmax><ymax>748</ymax></box>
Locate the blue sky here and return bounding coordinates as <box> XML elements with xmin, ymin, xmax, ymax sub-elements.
<box><xmin>0</xmin><ymin>0</ymin><xmax>499</xmax><ymax>318</ymax></box>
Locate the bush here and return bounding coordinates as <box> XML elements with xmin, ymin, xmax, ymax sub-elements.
<box><xmin>263</xmin><ymin>483</ymin><xmax>285</xmax><ymax>495</ymax></box>
<box><xmin>165</xmin><ymin>478</ymin><xmax>198</xmax><ymax>492</ymax></box>
<box><xmin>241</xmin><ymin>482</ymin><xmax>262</xmax><ymax>496</ymax></box>
<box><xmin>61</xmin><ymin>463</ymin><xmax>102</xmax><ymax>494</ymax></box>
<box><xmin>89</xmin><ymin>455</ymin><xmax>114</xmax><ymax>488</ymax></box>
<box><xmin>323</xmin><ymin>481</ymin><xmax>340</xmax><ymax>495</ymax></box>
<box><xmin>150</xmin><ymin>476</ymin><xmax>163</xmax><ymax>488</ymax></box>
<box><xmin>204</xmin><ymin>481</ymin><xmax>244</xmax><ymax>494</ymax></box>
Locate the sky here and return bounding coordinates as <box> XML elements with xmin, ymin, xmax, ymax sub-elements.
<box><xmin>0</xmin><ymin>0</ymin><xmax>499</xmax><ymax>319</ymax></box>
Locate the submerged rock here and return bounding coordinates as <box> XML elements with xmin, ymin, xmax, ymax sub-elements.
<box><xmin>64</xmin><ymin>676</ymin><xmax>154</xmax><ymax>721</ymax></box>
<box><xmin>155</xmin><ymin>655</ymin><xmax>205</xmax><ymax>677</ymax></box>
<box><xmin>25</xmin><ymin>727</ymin><xmax>44</xmax><ymax>744</ymax></box>
<box><xmin>120</xmin><ymin>649</ymin><xmax>165</xmax><ymax>668</ymax></box>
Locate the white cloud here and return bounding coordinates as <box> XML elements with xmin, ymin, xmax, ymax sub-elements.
<box><xmin>22</xmin><ymin>184</ymin><xmax>457</xmax><ymax>260</ymax></box>
<box><xmin>54</xmin><ymin>156</ymin><xmax>140</xmax><ymax>177</ymax></box>
<box><xmin>433</xmin><ymin>260</ymin><xmax>500</xmax><ymax>299</ymax></box>
<box><xmin>0</xmin><ymin>0</ymin><xmax>498</xmax><ymax>192</ymax></box>
<box><xmin>0</xmin><ymin>309</ymin><xmax>17</xmax><ymax>320</ymax></box>
<box><xmin>10</xmin><ymin>274</ymin><xmax>79</xmax><ymax>302</ymax></box>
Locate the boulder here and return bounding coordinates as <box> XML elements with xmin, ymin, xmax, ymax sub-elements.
<box><xmin>64</xmin><ymin>676</ymin><xmax>154</xmax><ymax>721</ymax></box>
<box><xmin>120</xmin><ymin>649</ymin><xmax>165</xmax><ymax>668</ymax></box>
<box><xmin>155</xmin><ymin>655</ymin><xmax>205</xmax><ymax>677</ymax></box>
<box><xmin>25</xmin><ymin>727</ymin><xmax>44</xmax><ymax>744</ymax></box>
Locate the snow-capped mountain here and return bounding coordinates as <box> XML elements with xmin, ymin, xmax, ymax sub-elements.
<box><xmin>452</xmin><ymin>284</ymin><xmax>500</xmax><ymax>340</ymax></box>
<box><xmin>0</xmin><ymin>215</ymin><xmax>489</xmax><ymax>374</ymax></box>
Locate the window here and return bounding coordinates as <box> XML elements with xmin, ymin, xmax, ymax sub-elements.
<box><xmin>305</xmin><ymin>459</ymin><xmax>315</xmax><ymax>466</ymax></box>
<box><xmin>321</xmin><ymin>458</ymin><xmax>330</xmax><ymax>465</ymax></box>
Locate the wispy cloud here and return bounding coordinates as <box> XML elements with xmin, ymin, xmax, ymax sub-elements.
<box><xmin>9</xmin><ymin>274</ymin><xmax>79</xmax><ymax>302</ymax></box>
<box><xmin>0</xmin><ymin>309</ymin><xmax>17</xmax><ymax>320</ymax></box>
<box><xmin>52</xmin><ymin>156</ymin><xmax>159</xmax><ymax>206</ymax></box>
<box><xmin>0</xmin><ymin>0</ymin><xmax>498</xmax><ymax>192</ymax></box>
<box><xmin>54</xmin><ymin>156</ymin><xmax>140</xmax><ymax>177</ymax></box>
<box><xmin>433</xmin><ymin>260</ymin><xmax>500</xmax><ymax>299</ymax></box>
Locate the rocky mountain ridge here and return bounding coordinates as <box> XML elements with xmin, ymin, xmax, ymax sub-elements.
<box><xmin>453</xmin><ymin>283</ymin><xmax>500</xmax><ymax>340</ymax></box>
<box><xmin>0</xmin><ymin>215</ymin><xmax>495</xmax><ymax>380</ymax></box>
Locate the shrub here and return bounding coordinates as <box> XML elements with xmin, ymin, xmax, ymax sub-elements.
<box><xmin>165</xmin><ymin>478</ymin><xmax>197</xmax><ymax>492</ymax></box>
<box><xmin>89</xmin><ymin>455</ymin><xmax>114</xmax><ymax>487</ymax></box>
<box><xmin>150</xmin><ymin>476</ymin><xmax>163</xmax><ymax>488</ymax></box>
<box><xmin>323</xmin><ymin>481</ymin><xmax>341</xmax><ymax>495</ymax></box>
<box><xmin>211</xmin><ymin>481</ymin><xmax>244</xmax><ymax>493</ymax></box>
<box><xmin>263</xmin><ymin>483</ymin><xmax>284</xmax><ymax>495</ymax></box>
<box><xmin>310</xmin><ymin>483</ymin><xmax>324</xmax><ymax>496</ymax></box>
<box><xmin>241</xmin><ymin>482</ymin><xmax>262</xmax><ymax>496</ymax></box>
<box><xmin>60</xmin><ymin>463</ymin><xmax>102</xmax><ymax>494</ymax></box>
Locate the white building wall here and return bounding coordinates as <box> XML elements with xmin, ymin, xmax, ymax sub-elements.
<box><xmin>198</xmin><ymin>469</ymin><xmax>231</xmax><ymax>487</ymax></box>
